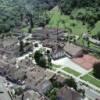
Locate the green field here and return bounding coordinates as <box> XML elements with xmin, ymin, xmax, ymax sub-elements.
<box><xmin>81</xmin><ymin>74</ymin><xmax>100</xmax><ymax>88</ymax></box>
<box><xmin>63</xmin><ymin>67</ymin><xmax>81</xmax><ymax>76</ymax></box>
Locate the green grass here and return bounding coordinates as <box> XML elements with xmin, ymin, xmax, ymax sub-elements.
<box><xmin>63</xmin><ymin>67</ymin><xmax>81</xmax><ymax>76</ymax></box>
<box><xmin>81</xmin><ymin>74</ymin><xmax>100</xmax><ymax>88</ymax></box>
<box><xmin>51</xmin><ymin>64</ymin><xmax>61</xmax><ymax>71</ymax></box>
<box><xmin>48</xmin><ymin>6</ymin><xmax>88</xmax><ymax>35</ymax></box>
<box><xmin>20</xmin><ymin>26</ymin><xmax>35</xmax><ymax>33</ymax></box>
<box><xmin>20</xmin><ymin>26</ymin><xmax>29</xmax><ymax>32</ymax></box>
<box><xmin>91</xmin><ymin>21</ymin><xmax>100</xmax><ymax>35</ymax></box>
<box><xmin>52</xmin><ymin>64</ymin><xmax>61</xmax><ymax>68</ymax></box>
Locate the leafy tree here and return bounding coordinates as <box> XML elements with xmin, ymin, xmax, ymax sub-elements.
<box><xmin>65</xmin><ymin>77</ymin><xmax>77</xmax><ymax>90</ymax></box>
<box><xmin>59</xmin><ymin>0</ymin><xmax>76</xmax><ymax>14</ymax></box>
<box><xmin>0</xmin><ymin>0</ymin><xmax>58</xmax><ymax>34</ymax></box>
<box><xmin>93</xmin><ymin>62</ymin><xmax>100</xmax><ymax>79</ymax></box>
<box><xmin>34</xmin><ymin>50</ymin><xmax>52</xmax><ymax>68</ymax></box>
<box><xmin>19</xmin><ymin>40</ymin><xmax>24</xmax><ymax>54</ymax></box>
<box><xmin>59</xmin><ymin>0</ymin><xmax>100</xmax><ymax>15</ymax></box>
<box><xmin>39</xmin><ymin>56</ymin><xmax>47</xmax><ymax>67</ymax></box>
<box><xmin>34</xmin><ymin>50</ymin><xmax>43</xmax><ymax>65</ymax></box>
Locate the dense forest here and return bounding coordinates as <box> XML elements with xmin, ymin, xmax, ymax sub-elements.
<box><xmin>0</xmin><ymin>0</ymin><xmax>100</xmax><ymax>38</ymax></box>
<box><xmin>59</xmin><ymin>0</ymin><xmax>100</xmax><ymax>27</ymax></box>
<box><xmin>0</xmin><ymin>0</ymin><xmax>58</xmax><ymax>33</ymax></box>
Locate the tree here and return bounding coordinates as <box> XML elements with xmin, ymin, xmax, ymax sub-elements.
<box><xmin>59</xmin><ymin>0</ymin><xmax>100</xmax><ymax>15</ymax></box>
<box><xmin>39</xmin><ymin>56</ymin><xmax>47</xmax><ymax>67</ymax></box>
<box><xmin>59</xmin><ymin>0</ymin><xmax>76</xmax><ymax>14</ymax></box>
<box><xmin>34</xmin><ymin>50</ymin><xmax>52</xmax><ymax>68</ymax></box>
<box><xmin>34</xmin><ymin>50</ymin><xmax>43</xmax><ymax>65</ymax></box>
<box><xmin>93</xmin><ymin>62</ymin><xmax>100</xmax><ymax>79</ymax></box>
<box><xmin>96</xmin><ymin>31</ymin><xmax>100</xmax><ymax>40</ymax></box>
<box><xmin>0</xmin><ymin>0</ymin><xmax>57</xmax><ymax>34</ymax></box>
<box><xmin>65</xmin><ymin>77</ymin><xmax>77</xmax><ymax>90</ymax></box>
<box><xmin>19</xmin><ymin>40</ymin><xmax>24</xmax><ymax>54</ymax></box>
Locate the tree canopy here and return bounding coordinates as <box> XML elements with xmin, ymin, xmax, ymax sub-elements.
<box><xmin>93</xmin><ymin>62</ymin><xmax>100</xmax><ymax>79</ymax></box>
<box><xmin>0</xmin><ymin>0</ymin><xmax>58</xmax><ymax>33</ymax></box>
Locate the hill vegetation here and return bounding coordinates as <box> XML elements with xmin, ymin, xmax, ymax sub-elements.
<box><xmin>58</xmin><ymin>0</ymin><xmax>100</xmax><ymax>38</ymax></box>
<box><xmin>0</xmin><ymin>0</ymin><xmax>100</xmax><ymax>39</ymax></box>
<box><xmin>0</xmin><ymin>0</ymin><xmax>58</xmax><ymax>33</ymax></box>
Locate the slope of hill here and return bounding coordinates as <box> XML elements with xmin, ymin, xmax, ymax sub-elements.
<box><xmin>48</xmin><ymin>6</ymin><xmax>100</xmax><ymax>38</ymax></box>
<box><xmin>48</xmin><ymin>7</ymin><xmax>88</xmax><ymax>35</ymax></box>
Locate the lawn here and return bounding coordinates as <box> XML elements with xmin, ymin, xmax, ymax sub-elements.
<box><xmin>81</xmin><ymin>74</ymin><xmax>100</xmax><ymax>88</ymax></box>
<box><xmin>51</xmin><ymin>64</ymin><xmax>61</xmax><ymax>71</ymax></box>
<box><xmin>91</xmin><ymin>21</ymin><xmax>100</xmax><ymax>36</ymax></box>
<box><xmin>52</xmin><ymin>64</ymin><xmax>61</xmax><ymax>68</ymax></box>
<box><xmin>63</xmin><ymin>67</ymin><xmax>81</xmax><ymax>76</ymax></box>
<box><xmin>20</xmin><ymin>26</ymin><xmax>29</xmax><ymax>32</ymax></box>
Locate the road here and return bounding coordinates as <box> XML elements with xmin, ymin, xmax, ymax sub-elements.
<box><xmin>77</xmin><ymin>83</ymin><xmax>100</xmax><ymax>100</ymax></box>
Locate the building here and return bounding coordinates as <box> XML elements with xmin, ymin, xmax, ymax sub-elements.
<box><xmin>0</xmin><ymin>37</ymin><xmax>19</xmax><ymax>57</ymax></box>
<box><xmin>51</xmin><ymin>74</ymin><xmax>66</xmax><ymax>85</ymax></box>
<box><xmin>18</xmin><ymin>58</ymin><xmax>34</xmax><ymax>69</ymax></box>
<box><xmin>63</xmin><ymin>42</ymin><xmax>85</xmax><ymax>57</ymax></box>
<box><xmin>57</xmin><ymin>85</ymin><xmax>82</xmax><ymax>100</ymax></box>
<box><xmin>25</xmin><ymin>66</ymin><xmax>55</xmax><ymax>93</ymax></box>
<box><xmin>36</xmin><ymin>79</ymin><xmax>52</xmax><ymax>94</ymax></box>
<box><xmin>15</xmin><ymin>90</ymin><xmax>49</xmax><ymax>100</ymax></box>
<box><xmin>32</xmin><ymin>28</ymin><xmax>64</xmax><ymax>41</ymax></box>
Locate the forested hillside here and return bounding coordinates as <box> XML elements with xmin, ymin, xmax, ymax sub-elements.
<box><xmin>0</xmin><ymin>0</ymin><xmax>58</xmax><ymax>33</ymax></box>
<box><xmin>0</xmin><ymin>0</ymin><xmax>100</xmax><ymax>38</ymax></box>
<box><xmin>59</xmin><ymin>0</ymin><xmax>100</xmax><ymax>27</ymax></box>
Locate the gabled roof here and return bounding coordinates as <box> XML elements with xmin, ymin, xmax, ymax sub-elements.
<box><xmin>57</xmin><ymin>85</ymin><xmax>82</xmax><ymax>100</ymax></box>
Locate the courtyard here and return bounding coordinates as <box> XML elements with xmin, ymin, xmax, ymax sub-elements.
<box><xmin>52</xmin><ymin>57</ymin><xmax>87</xmax><ymax>74</ymax></box>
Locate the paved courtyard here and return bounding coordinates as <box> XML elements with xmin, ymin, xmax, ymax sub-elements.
<box><xmin>52</xmin><ymin>57</ymin><xmax>87</xmax><ymax>74</ymax></box>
